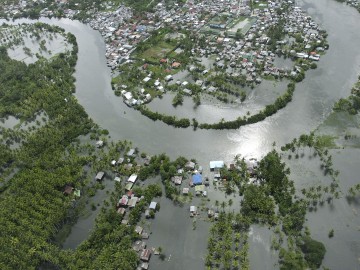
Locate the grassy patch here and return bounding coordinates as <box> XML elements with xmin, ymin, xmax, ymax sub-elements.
<box><xmin>147</xmin><ymin>88</ymin><xmax>162</xmax><ymax>98</ymax></box>
<box><xmin>315</xmin><ymin>135</ymin><xmax>337</xmax><ymax>149</ymax></box>
<box><xmin>138</xmin><ymin>41</ymin><xmax>176</xmax><ymax>62</ymax></box>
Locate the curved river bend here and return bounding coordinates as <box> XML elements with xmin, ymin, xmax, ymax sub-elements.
<box><xmin>7</xmin><ymin>0</ymin><xmax>360</xmax><ymax>165</ymax></box>
<box><xmin>2</xmin><ymin>0</ymin><xmax>360</xmax><ymax>268</ymax></box>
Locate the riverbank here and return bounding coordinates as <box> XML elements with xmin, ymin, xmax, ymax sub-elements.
<box><xmin>1</xmin><ymin>0</ymin><xmax>360</xmax><ymax>268</ymax></box>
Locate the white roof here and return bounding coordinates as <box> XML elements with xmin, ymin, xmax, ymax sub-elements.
<box><xmin>128</xmin><ymin>174</ymin><xmax>138</xmax><ymax>183</ymax></box>
<box><xmin>210</xmin><ymin>160</ymin><xmax>224</xmax><ymax>169</ymax></box>
<box><xmin>149</xmin><ymin>201</ymin><xmax>157</xmax><ymax>209</ymax></box>
<box><xmin>123</xmin><ymin>92</ymin><xmax>132</xmax><ymax>100</ymax></box>
<box><xmin>190</xmin><ymin>206</ymin><xmax>197</xmax><ymax>212</ymax></box>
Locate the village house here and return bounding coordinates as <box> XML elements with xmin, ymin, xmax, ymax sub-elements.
<box><xmin>128</xmin><ymin>196</ymin><xmax>139</xmax><ymax>208</ymax></box>
<box><xmin>133</xmin><ymin>240</ymin><xmax>146</xmax><ymax>252</ymax></box>
<box><xmin>172</xmin><ymin>175</ymin><xmax>183</xmax><ymax>185</ymax></box>
<box><xmin>126</xmin><ymin>148</ymin><xmax>136</xmax><ymax>157</ymax></box>
<box><xmin>192</xmin><ymin>173</ymin><xmax>203</xmax><ymax>185</ymax></box>
<box><xmin>190</xmin><ymin>205</ymin><xmax>197</xmax><ymax>217</ymax></box>
<box><xmin>118</xmin><ymin>195</ymin><xmax>129</xmax><ymax>207</ymax></box>
<box><xmin>127</xmin><ymin>174</ymin><xmax>138</xmax><ymax>183</ymax></box>
<box><xmin>149</xmin><ymin>201</ymin><xmax>157</xmax><ymax>210</ymax></box>
<box><xmin>95</xmin><ymin>171</ymin><xmax>105</xmax><ymax>181</ymax></box>
<box><xmin>185</xmin><ymin>161</ymin><xmax>195</xmax><ymax>170</ymax></box>
<box><xmin>140</xmin><ymin>249</ymin><xmax>151</xmax><ymax>262</ymax></box>
<box><xmin>135</xmin><ymin>225</ymin><xmax>143</xmax><ymax>235</ymax></box>
<box><xmin>117</xmin><ymin>207</ymin><xmax>126</xmax><ymax>216</ymax></box>
<box><xmin>63</xmin><ymin>185</ymin><xmax>74</xmax><ymax>196</ymax></box>
<box><xmin>209</xmin><ymin>160</ymin><xmax>224</xmax><ymax>171</ymax></box>
<box><xmin>96</xmin><ymin>140</ymin><xmax>104</xmax><ymax>148</ymax></box>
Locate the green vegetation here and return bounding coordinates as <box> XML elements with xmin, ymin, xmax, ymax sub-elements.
<box><xmin>200</xmin><ymin>82</ymin><xmax>296</xmax><ymax>129</ymax></box>
<box><xmin>206</xmin><ymin>149</ymin><xmax>327</xmax><ymax>269</ymax></box>
<box><xmin>0</xmin><ymin>23</ymin><xmax>93</xmax><ymax>269</ymax></box>
<box><xmin>205</xmin><ymin>212</ymin><xmax>250</xmax><ymax>269</ymax></box>
<box><xmin>135</xmin><ymin>27</ymin><xmax>192</xmax><ymax>65</ymax></box>
<box><xmin>297</xmin><ymin>235</ymin><xmax>326</xmax><ymax>269</ymax></box>
<box><xmin>281</xmin><ymin>133</ymin><xmax>342</xmax><ymax>209</ymax></box>
<box><xmin>136</xmin><ymin>105</ymin><xmax>191</xmax><ymax>128</ymax></box>
<box><xmin>241</xmin><ymin>184</ymin><xmax>276</xmax><ymax>224</ymax></box>
<box><xmin>0</xmin><ymin>23</ymin><xmax>163</xmax><ymax>269</ymax></box>
<box><xmin>333</xmin><ymin>76</ymin><xmax>360</xmax><ymax>115</ymax></box>
<box><xmin>267</xmin><ymin>19</ymin><xmax>285</xmax><ymax>51</ymax></box>
<box><xmin>132</xmin><ymin>82</ymin><xmax>296</xmax><ymax>130</ymax></box>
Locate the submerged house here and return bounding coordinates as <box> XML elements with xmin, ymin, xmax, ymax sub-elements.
<box><xmin>95</xmin><ymin>171</ymin><xmax>105</xmax><ymax>181</ymax></box>
<box><xmin>192</xmin><ymin>173</ymin><xmax>202</xmax><ymax>185</ymax></box>
<box><xmin>149</xmin><ymin>201</ymin><xmax>157</xmax><ymax>210</ymax></box>
<box><xmin>63</xmin><ymin>185</ymin><xmax>74</xmax><ymax>195</ymax></box>
<box><xmin>140</xmin><ymin>249</ymin><xmax>151</xmax><ymax>262</ymax></box>
<box><xmin>172</xmin><ymin>176</ymin><xmax>183</xmax><ymax>185</ymax></box>
<box><xmin>127</xmin><ymin>174</ymin><xmax>138</xmax><ymax>183</ymax></box>
<box><xmin>96</xmin><ymin>140</ymin><xmax>104</xmax><ymax>148</ymax></box>
<box><xmin>127</xmin><ymin>148</ymin><xmax>136</xmax><ymax>157</ymax></box>
<box><xmin>209</xmin><ymin>160</ymin><xmax>224</xmax><ymax>171</ymax></box>
<box><xmin>190</xmin><ymin>205</ymin><xmax>197</xmax><ymax>217</ymax></box>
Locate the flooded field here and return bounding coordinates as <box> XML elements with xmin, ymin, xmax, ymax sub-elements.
<box><xmin>0</xmin><ymin>24</ymin><xmax>70</xmax><ymax>64</ymax></box>
<box><xmin>146</xmin><ymin>79</ymin><xmax>289</xmax><ymax>123</ymax></box>
<box><xmin>2</xmin><ymin>0</ymin><xmax>360</xmax><ymax>268</ymax></box>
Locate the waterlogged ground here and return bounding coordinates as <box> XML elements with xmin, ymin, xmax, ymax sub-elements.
<box><xmin>304</xmin><ymin>149</ymin><xmax>360</xmax><ymax>270</ymax></box>
<box><xmin>0</xmin><ymin>24</ymin><xmax>70</xmax><ymax>64</ymax></box>
<box><xmin>2</xmin><ymin>0</ymin><xmax>360</xmax><ymax>268</ymax></box>
<box><xmin>317</xmin><ymin>111</ymin><xmax>360</xmax><ymax>148</ymax></box>
<box><xmin>146</xmin><ymin>79</ymin><xmax>289</xmax><ymax>124</ymax></box>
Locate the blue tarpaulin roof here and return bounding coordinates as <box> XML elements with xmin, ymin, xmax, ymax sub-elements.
<box><xmin>192</xmin><ymin>174</ymin><xmax>202</xmax><ymax>185</ymax></box>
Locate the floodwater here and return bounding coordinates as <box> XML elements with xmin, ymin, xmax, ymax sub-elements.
<box><xmin>147</xmin><ymin>79</ymin><xmax>289</xmax><ymax>123</ymax></box>
<box><xmin>7</xmin><ymin>32</ymin><xmax>68</xmax><ymax>64</ymax></box>
<box><xmin>0</xmin><ymin>115</ymin><xmax>20</xmax><ymax>129</ymax></box>
<box><xmin>286</xmin><ymin>147</ymin><xmax>360</xmax><ymax>270</ymax></box>
<box><xmin>64</xmin><ymin>0</ymin><xmax>360</xmax><ymax>167</ymax></box>
<box><xmin>2</xmin><ymin>0</ymin><xmax>360</xmax><ymax>268</ymax></box>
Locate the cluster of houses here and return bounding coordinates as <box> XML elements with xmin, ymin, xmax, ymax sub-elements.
<box><xmin>116</xmin><ymin>187</ymin><xmax>158</xmax><ymax>270</ymax></box>
<box><xmin>4</xmin><ymin>0</ymin><xmax>328</xmax><ymax>98</ymax></box>
<box><xmin>119</xmin><ymin>87</ymin><xmax>153</xmax><ymax>107</ymax></box>
<box><xmin>92</xmin><ymin>147</ymin><xmax>159</xmax><ymax>269</ymax></box>
<box><xmin>102</xmin><ymin>1</ymin><xmax>327</xmax><ymax>105</ymax></box>
<box><xmin>345</xmin><ymin>0</ymin><xmax>360</xmax><ymax>11</ymax></box>
<box><xmin>2</xmin><ymin>0</ymin><xmax>45</xmax><ymax>17</ymax></box>
<box><xmin>160</xmin><ymin>0</ymin><xmax>251</xmax><ymax>32</ymax></box>
<box><xmin>188</xmin><ymin>3</ymin><xmax>327</xmax><ymax>84</ymax></box>
<box><xmin>116</xmin><ymin>175</ymin><xmax>161</xmax><ymax>267</ymax></box>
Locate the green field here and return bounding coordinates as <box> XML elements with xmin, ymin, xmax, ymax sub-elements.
<box><xmin>138</xmin><ymin>41</ymin><xmax>177</xmax><ymax>62</ymax></box>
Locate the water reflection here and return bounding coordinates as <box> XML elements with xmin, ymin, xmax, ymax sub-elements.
<box><xmin>1</xmin><ymin>0</ymin><xmax>360</xmax><ymax>266</ymax></box>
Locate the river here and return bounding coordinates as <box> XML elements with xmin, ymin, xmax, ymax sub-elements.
<box><xmin>4</xmin><ymin>0</ymin><xmax>360</xmax><ymax>164</ymax></box>
<box><xmin>2</xmin><ymin>0</ymin><xmax>360</xmax><ymax>268</ymax></box>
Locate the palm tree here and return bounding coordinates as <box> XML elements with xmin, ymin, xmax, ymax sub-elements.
<box><xmin>221</xmin><ymin>201</ymin><xmax>227</xmax><ymax>212</ymax></box>
<box><xmin>228</xmin><ymin>198</ymin><xmax>233</xmax><ymax>212</ymax></box>
<box><xmin>215</xmin><ymin>200</ymin><xmax>219</xmax><ymax>211</ymax></box>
